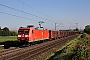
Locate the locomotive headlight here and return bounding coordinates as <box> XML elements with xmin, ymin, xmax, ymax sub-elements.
<box><xmin>25</xmin><ymin>35</ymin><xmax>29</xmax><ymax>37</ymax></box>
<box><xmin>18</xmin><ymin>35</ymin><xmax>21</xmax><ymax>37</ymax></box>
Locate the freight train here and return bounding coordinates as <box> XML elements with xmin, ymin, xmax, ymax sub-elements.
<box><xmin>17</xmin><ymin>25</ymin><xmax>78</xmax><ymax>46</ymax></box>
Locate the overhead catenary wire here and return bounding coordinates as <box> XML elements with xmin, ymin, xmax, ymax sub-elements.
<box><xmin>18</xmin><ymin>0</ymin><xmax>64</xmax><ymax>29</ymax></box>
<box><xmin>0</xmin><ymin>4</ymin><xmax>55</xmax><ymax>23</ymax></box>
<box><xmin>18</xmin><ymin>0</ymin><xmax>50</xmax><ymax>17</ymax></box>
<box><xmin>0</xmin><ymin>11</ymin><xmax>54</xmax><ymax>26</ymax></box>
<box><xmin>17</xmin><ymin>0</ymin><xmax>61</xmax><ymax>24</ymax></box>
<box><xmin>0</xmin><ymin>11</ymin><xmax>37</xmax><ymax>21</ymax></box>
<box><xmin>0</xmin><ymin>2</ymin><xmax>62</xmax><ymax>29</ymax></box>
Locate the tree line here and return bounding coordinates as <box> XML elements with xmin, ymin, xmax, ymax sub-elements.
<box><xmin>0</xmin><ymin>27</ymin><xmax>17</xmax><ymax>36</ymax></box>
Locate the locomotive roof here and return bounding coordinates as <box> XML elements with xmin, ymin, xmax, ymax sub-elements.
<box><xmin>19</xmin><ymin>27</ymin><xmax>30</xmax><ymax>30</ymax></box>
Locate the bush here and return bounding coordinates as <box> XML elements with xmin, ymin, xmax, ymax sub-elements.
<box><xmin>84</xmin><ymin>25</ymin><xmax>90</xmax><ymax>34</ymax></box>
<box><xmin>80</xmin><ymin>33</ymin><xmax>86</xmax><ymax>38</ymax></box>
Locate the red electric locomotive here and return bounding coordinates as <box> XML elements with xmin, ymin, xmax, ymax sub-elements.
<box><xmin>17</xmin><ymin>25</ymin><xmax>49</xmax><ymax>46</ymax></box>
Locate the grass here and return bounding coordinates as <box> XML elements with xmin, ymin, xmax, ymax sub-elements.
<box><xmin>0</xmin><ymin>36</ymin><xmax>18</xmax><ymax>50</ymax></box>
<box><xmin>0</xmin><ymin>36</ymin><xmax>17</xmax><ymax>42</ymax></box>
<box><xmin>86</xmin><ymin>34</ymin><xmax>90</xmax><ymax>60</ymax></box>
<box><xmin>46</xmin><ymin>34</ymin><xmax>90</xmax><ymax>60</ymax></box>
<box><xmin>46</xmin><ymin>35</ymin><xmax>80</xmax><ymax>60</ymax></box>
<box><xmin>0</xmin><ymin>47</ymin><xmax>4</xmax><ymax>50</ymax></box>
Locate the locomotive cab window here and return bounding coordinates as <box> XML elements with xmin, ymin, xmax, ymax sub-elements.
<box><xmin>24</xmin><ymin>30</ymin><xmax>29</xmax><ymax>33</ymax></box>
<box><xmin>18</xmin><ymin>30</ymin><xmax>29</xmax><ymax>34</ymax></box>
<box><xmin>18</xmin><ymin>30</ymin><xmax>23</xmax><ymax>34</ymax></box>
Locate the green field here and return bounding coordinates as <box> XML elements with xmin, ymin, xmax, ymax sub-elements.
<box><xmin>0</xmin><ymin>36</ymin><xmax>17</xmax><ymax>42</ymax></box>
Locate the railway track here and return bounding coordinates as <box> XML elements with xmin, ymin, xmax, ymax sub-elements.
<box><xmin>0</xmin><ymin>39</ymin><xmax>55</xmax><ymax>59</ymax></box>
<box><xmin>0</xmin><ymin>43</ymin><xmax>47</xmax><ymax>59</ymax></box>
<box><xmin>0</xmin><ymin>35</ymin><xmax>78</xmax><ymax>60</ymax></box>
<box><xmin>0</xmin><ymin>47</ymin><xmax>22</xmax><ymax>59</ymax></box>
<box><xmin>0</xmin><ymin>47</ymin><xmax>17</xmax><ymax>53</ymax></box>
<box><xmin>22</xmin><ymin>35</ymin><xmax>77</xmax><ymax>60</ymax></box>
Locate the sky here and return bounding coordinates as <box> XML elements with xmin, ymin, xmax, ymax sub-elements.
<box><xmin>0</xmin><ymin>0</ymin><xmax>90</xmax><ymax>30</ymax></box>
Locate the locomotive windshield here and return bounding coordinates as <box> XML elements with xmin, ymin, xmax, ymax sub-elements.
<box><xmin>18</xmin><ymin>30</ymin><xmax>29</xmax><ymax>34</ymax></box>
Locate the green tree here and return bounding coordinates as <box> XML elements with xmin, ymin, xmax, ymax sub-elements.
<box><xmin>84</xmin><ymin>25</ymin><xmax>90</xmax><ymax>34</ymax></box>
<box><xmin>10</xmin><ymin>31</ymin><xmax>17</xmax><ymax>36</ymax></box>
<box><xmin>2</xmin><ymin>27</ymin><xmax>10</xmax><ymax>36</ymax></box>
<box><xmin>73</xmin><ymin>28</ymin><xmax>79</xmax><ymax>31</ymax></box>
